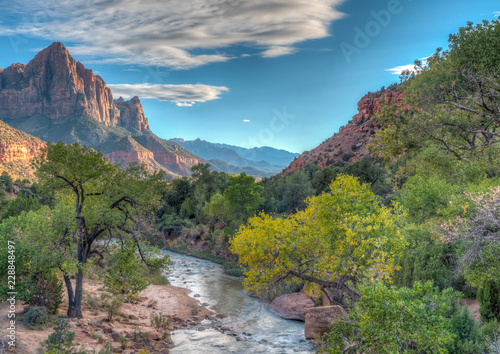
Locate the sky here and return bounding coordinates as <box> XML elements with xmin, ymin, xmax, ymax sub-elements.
<box><xmin>0</xmin><ymin>0</ymin><xmax>499</xmax><ymax>154</ymax></box>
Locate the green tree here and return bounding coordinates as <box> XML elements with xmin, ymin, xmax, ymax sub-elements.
<box><xmin>230</xmin><ymin>175</ymin><xmax>406</xmax><ymax>303</ymax></box>
<box><xmin>324</xmin><ymin>281</ymin><xmax>459</xmax><ymax>353</ymax></box>
<box><xmin>31</xmin><ymin>142</ymin><xmax>169</xmax><ymax>318</ymax></box>
<box><xmin>223</xmin><ymin>173</ymin><xmax>264</xmax><ymax>226</ymax></box>
<box><xmin>477</xmin><ymin>280</ymin><xmax>500</xmax><ymax>323</ymax></box>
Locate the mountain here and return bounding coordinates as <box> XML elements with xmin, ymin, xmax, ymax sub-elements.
<box><xmin>0</xmin><ymin>42</ymin><xmax>204</xmax><ymax>178</ymax></box>
<box><xmin>170</xmin><ymin>138</ymin><xmax>299</xmax><ymax>177</ymax></box>
<box><xmin>0</xmin><ymin>120</ymin><xmax>46</xmax><ymax>179</ymax></box>
<box><xmin>282</xmin><ymin>87</ymin><xmax>404</xmax><ymax>174</ymax></box>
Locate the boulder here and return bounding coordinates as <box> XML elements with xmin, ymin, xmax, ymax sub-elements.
<box><xmin>268</xmin><ymin>293</ymin><xmax>315</xmax><ymax>321</ymax></box>
<box><xmin>304</xmin><ymin>305</ymin><xmax>348</xmax><ymax>339</ymax></box>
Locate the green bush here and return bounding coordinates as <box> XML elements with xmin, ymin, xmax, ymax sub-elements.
<box><xmin>448</xmin><ymin>301</ymin><xmax>484</xmax><ymax>353</ymax></box>
<box><xmin>477</xmin><ymin>279</ymin><xmax>500</xmax><ymax>322</ymax></box>
<box><xmin>45</xmin><ymin>318</ymin><xmax>75</xmax><ymax>353</ymax></box>
<box><xmin>24</xmin><ymin>306</ymin><xmax>48</xmax><ymax>327</ymax></box>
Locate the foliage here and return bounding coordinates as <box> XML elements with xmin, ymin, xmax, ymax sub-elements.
<box><xmin>477</xmin><ymin>280</ymin><xmax>500</xmax><ymax>323</ymax></box>
<box><xmin>150</xmin><ymin>312</ymin><xmax>172</xmax><ymax>332</ymax></box>
<box><xmin>104</xmin><ymin>241</ymin><xmax>171</xmax><ymax>297</ymax></box>
<box><xmin>44</xmin><ymin>319</ymin><xmax>75</xmax><ymax>353</ymax></box>
<box><xmin>223</xmin><ymin>173</ymin><xmax>264</xmax><ymax>226</ymax></box>
<box><xmin>393</xmin><ymin>224</ymin><xmax>456</xmax><ymax>291</ymax></box>
<box><xmin>100</xmin><ymin>293</ymin><xmax>125</xmax><ymax>322</ymax></box>
<box><xmin>230</xmin><ymin>175</ymin><xmax>405</xmax><ymax>302</ymax></box>
<box><xmin>31</xmin><ymin>142</ymin><xmax>167</xmax><ymax>318</ymax></box>
<box><xmin>323</xmin><ymin>281</ymin><xmax>459</xmax><ymax>353</ymax></box>
<box><xmin>448</xmin><ymin>301</ymin><xmax>484</xmax><ymax>353</ymax></box>
<box><xmin>482</xmin><ymin>319</ymin><xmax>500</xmax><ymax>353</ymax></box>
<box><xmin>24</xmin><ymin>306</ymin><xmax>49</xmax><ymax>327</ymax></box>
<box><xmin>372</xmin><ymin>20</ymin><xmax>500</xmax><ymax>177</ymax></box>
<box><xmin>440</xmin><ymin>186</ymin><xmax>500</xmax><ymax>287</ymax></box>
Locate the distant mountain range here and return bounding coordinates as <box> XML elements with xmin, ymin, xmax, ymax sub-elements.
<box><xmin>0</xmin><ymin>42</ymin><xmax>204</xmax><ymax>178</ymax></box>
<box><xmin>170</xmin><ymin>138</ymin><xmax>299</xmax><ymax>177</ymax></box>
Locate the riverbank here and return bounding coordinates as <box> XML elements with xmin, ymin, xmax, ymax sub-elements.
<box><xmin>0</xmin><ymin>280</ymin><xmax>216</xmax><ymax>353</ymax></box>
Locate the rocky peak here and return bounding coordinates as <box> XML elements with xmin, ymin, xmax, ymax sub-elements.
<box><xmin>283</xmin><ymin>88</ymin><xmax>405</xmax><ymax>174</ymax></box>
<box><xmin>114</xmin><ymin>96</ymin><xmax>150</xmax><ymax>133</ymax></box>
<box><xmin>0</xmin><ymin>42</ymin><xmax>150</xmax><ymax>133</ymax></box>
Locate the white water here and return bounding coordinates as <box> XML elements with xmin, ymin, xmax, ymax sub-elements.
<box><xmin>164</xmin><ymin>251</ymin><xmax>315</xmax><ymax>353</ymax></box>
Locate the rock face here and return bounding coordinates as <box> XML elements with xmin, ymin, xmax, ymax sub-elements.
<box><xmin>283</xmin><ymin>88</ymin><xmax>405</xmax><ymax>174</ymax></box>
<box><xmin>268</xmin><ymin>293</ymin><xmax>315</xmax><ymax>321</ymax></box>
<box><xmin>0</xmin><ymin>42</ymin><xmax>149</xmax><ymax>133</ymax></box>
<box><xmin>304</xmin><ymin>305</ymin><xmax>348</xmax><ymax>339</ymax></box>
<box><xmin>0</xmin><ymin>42</ymin><xmax>205</xmax><ymax>178</ymax></box>
<box><xmin>0</xmin><ymin>120</ymin><xmax>46</xmax><ymax>178</ymax></box>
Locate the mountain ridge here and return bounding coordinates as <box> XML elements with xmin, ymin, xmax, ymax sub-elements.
<box><xmin>0</xmin><ymin>42</ymin><xmax>205</xmax><ymax>178</ymax></box>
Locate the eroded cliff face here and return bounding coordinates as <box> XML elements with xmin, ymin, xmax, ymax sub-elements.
<box><xmin>0</xmin><ymin>121</ymin><xmax>46</xmax><ymax>178</ymax></box>
<box><xmin>0</xmin><ymin>42</ymin><xmax>149</xmax><ymax>133</ymax></box>
<box><xmin>284</xmin><ymin>89</ymin><xmax>405</xmax><ymax>174</ymax></box>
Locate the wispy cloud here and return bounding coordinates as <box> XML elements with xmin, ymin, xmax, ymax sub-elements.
<box><xmin>494</xmin><ymin>11</ymin><xmax>500</xmax><ymax>18</ymax></box>
<box><xmin>108</xmin><ymin>83</ymin><xmax>229</xmax><ymax>104</ymax></box>
<box><xmin>243</xmin><ymin>119</ymin><xmax>251</xmax><ymax>123</ymax></box>
<box><xmin>261</xmin><ymin>46</ymin><xmax>297</xmax><ymax>58</ymax></box>
<box><xmin>386</xmin><ymin>57</ymin><xmax>430</xmax><ymax>75</ymax></box>
<box><xmin>0</xmin><ymin>0</ymin><xmax>345</xmax><ymax>69</ymax></box>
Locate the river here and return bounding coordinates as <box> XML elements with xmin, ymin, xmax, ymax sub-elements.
<box><xmin>164</xmin><ymin>251</ymin><xmax>315</xmax><ymax>353</ymax></box>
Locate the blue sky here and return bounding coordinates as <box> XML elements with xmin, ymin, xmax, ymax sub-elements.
<box><xmin>0</xmin><ymin>0</ymin><xmax>498</xmax><ymax>153</ymax></box>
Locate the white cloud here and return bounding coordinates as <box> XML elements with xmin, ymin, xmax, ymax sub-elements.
<box><xmin>176</xmin><ymin>102</ymin><xmax>196</xmax><ymax>107</ymax></box>
<box><xmin>108</xmin><ymin>84</ymin><xmax>229</xmax><ymax>103</ymax></box>
<box><xmin>261</xmin><ymin>46</ymin><xmax>297</xmax><ymax>58</ymax></box>
<box><xmin>0</xmin><ymin>0</ymin><xmax>345</xmax><ymax>69</ymax></box>
<box><xmin>243</xmin><ymin>119</ymin><xmax>251</xmax><ymax>123</ymax></box>
<box><xmin>386</xmin><ymin>57</ymin><xmax>429</xmax><ymax>75</ymax></box>
<box><xmin>494</xmin><ymin>11</ymin><xmax>500</xmax><ymax>18</ymax></box>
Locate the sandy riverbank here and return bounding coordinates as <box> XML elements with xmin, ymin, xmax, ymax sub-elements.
<box><xmin>0</xmin><ymin>280</ymin><xmax>216</xmax><ymax>353</ymax></box>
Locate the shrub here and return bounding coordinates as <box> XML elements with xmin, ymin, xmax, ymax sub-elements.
<box><xmin>150</xmin><ymin>312</ymin><xmax>172</xmax><ymax>332</ymax></box>
<box><xmin>448</xmin><ymin>301</ymin><xmax>484</xmax><ymax>353</ymax></box>
<box><xmin>478</xmin><ymin>280</ymin><xmax>500</xmax><ymax>322</ymax></box>
<box><xmin>24</xmin><ymin>306</ymin><xmax>48</xmax><ymax>327</ymax></box>
<box><xmin>101</xmin><ymin>293</ymin><xmax>124</xmax><ymax>322</ymax></box>
<box><xmin>45</xmin><ymin>318</ymin><xmax>75</xmax><ymax>352</ymax></box>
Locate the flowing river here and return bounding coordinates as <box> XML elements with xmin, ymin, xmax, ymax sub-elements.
<box><xmin>163</xmin><ymin>251</ymin><xmax>315</xmax><ymax>353</ymax></box>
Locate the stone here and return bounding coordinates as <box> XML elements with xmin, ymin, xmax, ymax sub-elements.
<box><xmin>128</xmin><ymin>314</ymin><xmax>139</xmax><ymax>320</ymax></box>
<box><xmin>304</xmin><ymin>305</ymin><xmax>348</xmax><ymax>339</ymax></box>
<box><xmin>268</xmin><ymin>293</ymin><xmax>315</xmax><ymax>321</ymax></box>
<box><xmin>198</xmin><ymin>326</ymin><xmax>206</xmax><ymax>331</ymax></box>
<box><xmin>145</xmin><ymin>331</ymin><xmax>162</xmax><ymax>341</ymax></box>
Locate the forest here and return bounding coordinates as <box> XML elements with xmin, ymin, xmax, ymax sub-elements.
<box><xmin>1</xmin><ymin>20</ymin><xmax>500</xmax><ymax>353</ymax></box>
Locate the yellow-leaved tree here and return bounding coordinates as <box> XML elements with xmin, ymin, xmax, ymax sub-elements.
<box><xmin>230</xmin><ymin>174</ymin><xmax>406</xmax><ymax>303</ymax></box>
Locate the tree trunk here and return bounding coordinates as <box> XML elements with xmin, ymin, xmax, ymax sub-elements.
<box><xmin>70</xmin><ymin>268</ymin><xmax>84</xmax><ymax>318</ymax></box>
<box><xmin>63</xmin><ymin>273</ymin><xmax>75</xmax><ymax>318</ymax></box>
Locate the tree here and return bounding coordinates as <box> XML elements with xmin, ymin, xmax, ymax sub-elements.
<box><xmin>230</xmin><ymin>175</ymin><xmax>406</xmax><ymax>303</ymax></box>
<box><xmin>223</xmin><ymin>173</ymin><xmax>264</xmax><ymax>226</ymax></box>
<box><xmin>324</xmin><ymin>281</ymin><xmax>459</xmax><ymax>353</ymax></box>
<box><xmin>440</xmin><ymin>186</ymin><xmax>500</xmax><ymax>288</ymax></box>
<box><xmin>32</xmin><ymin>142</ymin><xmax>169</xmax><ymax>318</ymax></box>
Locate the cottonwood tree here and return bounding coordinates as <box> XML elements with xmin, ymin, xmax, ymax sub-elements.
<box><xmin>33</xmin><ymin>142</ymin><xmax>169</xmax><ymax>318</ymax></box>
<box><xmin>230</xmin><ymin>175</ymin><xmax>406</xmax><ymax>304</ymax></box>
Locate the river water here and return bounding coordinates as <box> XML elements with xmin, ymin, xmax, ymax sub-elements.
<box><xmin>164</xmin><ymin>251</ymin><xmax>315</xmax><ymax>353</ymax></box>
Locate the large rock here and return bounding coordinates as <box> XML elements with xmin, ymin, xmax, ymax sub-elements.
<box><xmin>268</xmin><ymin>293</ymin><xmax>315</xmax><ymax>321</ymax></box>
<box><xmin>304</xmin><ymin>305</ymin><xmax>348</xmax><ymax>339</ymax></box>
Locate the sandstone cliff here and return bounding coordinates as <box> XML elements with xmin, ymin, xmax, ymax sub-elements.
<box><xmin>0</xmin><ymin>120</ymin><xmax>46</xmax><ymax>179</ymax></box>
<box><xmin>0</xmin><ymin>42</ymin><xmax>149</xmax><ymax>133</ymax></box>
<box><xmin>283</xmin><ymin>88</ymin><xmax>404</xmax><ymax>174</ymax></box>
<box><xmin>0</xmin><ymin>42</ymin><xmax>204</xmax><ymax>178</ymax></box>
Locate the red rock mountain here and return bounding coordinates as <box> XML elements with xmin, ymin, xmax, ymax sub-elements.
<box><xmin>283</xmin><ymin>88</ymin><xmax>404</xmax><ymax>174</ymax></box>
<box><xmin>0</xmin><ymin>42</ymin><xmax>203</xmax><ymax>178</ymax></box>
